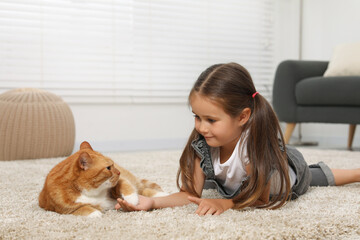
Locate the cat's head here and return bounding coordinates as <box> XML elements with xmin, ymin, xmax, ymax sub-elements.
<box><xmin>74</xmin><ymin>141</ymin><xmax>120</xmax><ymax>191</ymax></box>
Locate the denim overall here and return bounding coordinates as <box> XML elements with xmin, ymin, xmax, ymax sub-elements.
<box><xmin>191</xmin><ymin>136</ymin><xmax>313</xmax><ymax>200</ymax></box>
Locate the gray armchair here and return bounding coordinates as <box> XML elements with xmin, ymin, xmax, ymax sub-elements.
<box><xmin>273</xmin><ymin>60</ymin><xmax>360</xmax><ymax>149</ymax></box>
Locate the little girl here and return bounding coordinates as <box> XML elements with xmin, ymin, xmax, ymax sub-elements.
<box><xmin>116</xmin><ymin>62</ymin><xmax>360</xmax><ymax>215</ymax></box>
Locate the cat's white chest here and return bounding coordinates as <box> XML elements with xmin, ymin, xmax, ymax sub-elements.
<box><xmin>75</xmin><ymin>193</ymin><xmax>116</xmax><ymax>210</ymax></box>
<box><xmin>75</xmin><ymin>180</ymin><xmax>116</xmax><ymax>210</ymax></box>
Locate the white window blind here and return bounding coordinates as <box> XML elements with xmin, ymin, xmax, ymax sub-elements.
<box><xmin>0</xmin><ymin>0</ymin><xmax>275</xmax><ymax>104</ymax></box>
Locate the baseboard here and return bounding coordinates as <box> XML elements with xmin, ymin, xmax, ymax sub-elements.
<box><xmin>74</xmin><ymin>138</ymin><xmax>187</xmax><ymax>153</ymax></box>
<box><xmin>74</xmin><ymin>134</ymin><xmax>360</xmax><ymax>153</ymax></box>
<box><xmin>289</xmin><ymin>135</ymin><xmax>360</xmax><ymax>150</ymax></box>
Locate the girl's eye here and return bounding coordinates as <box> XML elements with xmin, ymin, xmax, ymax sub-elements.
<box><xmin>208</xmin><ymin>119</ymin><xmax>216</xmax><ymax>123</ymax></box>
<box><xmin>193</xmin><ymin>114</ymin><xmax>200</xmax><ymax>120</ymax></box>
<box><xmin>106</xmin><ymin>166</ymin><xmax>111</xmax><ymax>170</ymax></box>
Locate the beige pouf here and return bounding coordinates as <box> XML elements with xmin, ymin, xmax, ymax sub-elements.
<box><xmin>0</xmin><ymin>88</ymin><xmax>75</xmax><ymax>160</ymax></box>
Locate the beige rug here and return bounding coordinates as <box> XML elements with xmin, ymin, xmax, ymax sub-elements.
<box><xmin>1</xmin><ymin>148</ymin><xmax>359</xmax><ymax>240</ymax></box>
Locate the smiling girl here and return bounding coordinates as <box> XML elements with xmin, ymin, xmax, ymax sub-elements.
<box><xmin>116</xmin><ymin>62</ymin><xmax>360</xmax><ymax>215</ymax></box>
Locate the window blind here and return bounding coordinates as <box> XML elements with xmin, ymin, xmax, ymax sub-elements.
<box><xmin>0</xmin><ymin>0</ymin><xmax>275</xmax><ymax>104</ymax></box>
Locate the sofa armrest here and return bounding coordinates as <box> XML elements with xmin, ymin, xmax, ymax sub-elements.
<box><xmin>272</xmin><ymin>60</ymin><xmax>329</xmax><ymax>122</ymax></box>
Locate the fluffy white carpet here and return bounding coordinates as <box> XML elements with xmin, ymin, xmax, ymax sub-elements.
<box><xmin>0</xmin><ymin>148</ymin><xmax>359</xmax><ymax>239</ymax></box>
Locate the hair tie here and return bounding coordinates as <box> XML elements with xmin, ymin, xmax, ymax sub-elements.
<box><xmin>252</xmin><ymin>92</ymin><xmax>259</xmax><ymax>98</ymax></box>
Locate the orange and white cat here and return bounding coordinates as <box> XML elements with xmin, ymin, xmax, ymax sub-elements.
<box><xmin>39</xmin><ymin>141</ymin><xmax>167</xmax><ymax>217</ymax></box>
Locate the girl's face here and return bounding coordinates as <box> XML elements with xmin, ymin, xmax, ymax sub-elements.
<box><xmin>190</xmin><ymin>93</ymin><xmax>250</xmax><ymax>150</ymax></box>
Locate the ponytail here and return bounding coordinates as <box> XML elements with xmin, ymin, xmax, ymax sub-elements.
<box><xmin>232</xmin><ymin>93</ymin><xmax>291</xmax><ymax>209</ymax></box>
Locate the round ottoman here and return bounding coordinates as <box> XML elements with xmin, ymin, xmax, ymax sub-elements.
<box><xmin>0</xmin><ymin>88</ymin><xmax>75</xmax><ymax>160</ymax></box>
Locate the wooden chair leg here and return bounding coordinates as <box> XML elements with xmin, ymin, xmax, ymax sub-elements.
<box><xmin>284</xmin><ymin>123</ymin><xmax>296</xmax><ymax>144</ymax></box>
<box><xmin>347</xmin><ymin>124</ymin><xmax>356</xmax><ymax>150</ymax></box>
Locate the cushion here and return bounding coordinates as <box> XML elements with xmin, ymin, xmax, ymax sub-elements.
<box><xmin>324</xmin><ymin>42</ymin><xmax>360</xmax><ymax>77</ymax></box>
<box><xmin>0</xmin><ymin>88</ymin><xmax>75</xmax><ymax>160</ymax></box>
<box><xmin>295</xmin><ymin>76</ymin><xmax>360</xmax><ymax>106</ymax></box>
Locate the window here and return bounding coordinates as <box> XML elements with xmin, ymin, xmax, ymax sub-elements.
<box><xmin>0</xmin><ymin>0</ymin><xmax>275</xmax><ymax>103</ymax></box>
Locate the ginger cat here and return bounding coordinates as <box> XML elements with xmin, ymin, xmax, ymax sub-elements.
<box><xmin>39</xmin><ymin>141</ymin><xmax>167</xmax><ymax>217</ymax></box>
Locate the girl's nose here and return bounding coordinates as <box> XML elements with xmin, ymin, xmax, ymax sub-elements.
<box><xmin>198</xmin><ymin>122</ymin><xmax>208</xmax><ymax>134</ymax></box>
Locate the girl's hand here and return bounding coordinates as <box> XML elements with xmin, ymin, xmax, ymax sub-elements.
<box><xmin>188</xmin><ymin>196</ymin><xmax>234</xmax><ymax>216</ymax></box>
<box><xmin>115</xmin><ymin>195</ymin><xmax>154</xmax><ymax>212</ymax></box>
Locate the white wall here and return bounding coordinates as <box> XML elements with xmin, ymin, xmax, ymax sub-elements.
<box><xmin>71</xmin><ymin>103</ymin><xmax>194</xmax><ymax>153</ymax></box>
<box><xmin>72</xmin><ymin>0</ymin><xmax>360</xmax><ymax>153</ymax></box>
<box><xmin>274</xmin><ymin>0</ymin><xmax>301</xmax><ymax>63</ymax></box>
<box><xmin>302</xmin><ymin>0</ymin><xmax>360</xmax><ymax>60</ymax></box>
<box><xmin>275</xmin><ymin>0</ymin><xmax>360</xmax><ymax>149</ymax></box>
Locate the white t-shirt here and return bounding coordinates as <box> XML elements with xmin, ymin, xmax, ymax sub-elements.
<box><xmin>210</xmin><ymin>138</ymin><xmax>249</xmax><ymax>194</ymax></box>
<box><xmin>210</xmin><ymin>138</ymin><xmax>296</xmax><ymax>195</ymax></box>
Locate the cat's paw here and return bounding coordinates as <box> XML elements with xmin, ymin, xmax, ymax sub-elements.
<box><xmin>153</xmin><ymin>191</ymin><xmax>169</xmax><ymax>197</ymax></box>
<box><xmin>123</xmin><ymin>193</ymin><xmax>139</xmax><ymax>205</ymax></box>
<box><xmin>88</xmin><ymin>210</ymin><xmax>102</xmax><ymax>218</ymax></box>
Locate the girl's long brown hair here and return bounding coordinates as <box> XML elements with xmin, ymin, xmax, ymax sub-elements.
<box><xmin>176</xmin><ymin>63</ymin><xmax>290</xmax><ymax>209</ymax></box>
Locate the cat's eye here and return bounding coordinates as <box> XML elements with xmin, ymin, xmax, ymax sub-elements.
<box><xmin>106</xmin><ymin>166</ymin><xmax>111</xmax><ymax>170</ymax></box>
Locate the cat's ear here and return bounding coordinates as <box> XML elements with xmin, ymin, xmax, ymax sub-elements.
<box><xmin>78</xmin><ymin>152</ymin><xmax>93</xmax><ymax>171</ymax></box>
<box><xmin>80</xmin><ymin>141</ymin><xmax>93</xmax><ymax>151</ymax></box>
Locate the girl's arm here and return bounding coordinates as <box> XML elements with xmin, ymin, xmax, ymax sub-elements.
<box><xmin>187</xmin><ymin>178</ymin><xmax>271</xmax><ymax>215</ymax></box>
<box><xmin>182</xmin><ymin>163</ymin><xmax>269</xmax><ymax>215</ymax></box>
<box><xmin>187</xmin><ymin>196</ymin><xmax>234</xmax><ymax>215</ymax></box>
<box><xmin>116</xmin><ymin>157</ymin><xmax>205</xmax><ymax>211</ymax></box>
<box><xmin>152</xmin><ymin>156</ymin><xmax>206</xmax><ymax>209</ymax></box>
